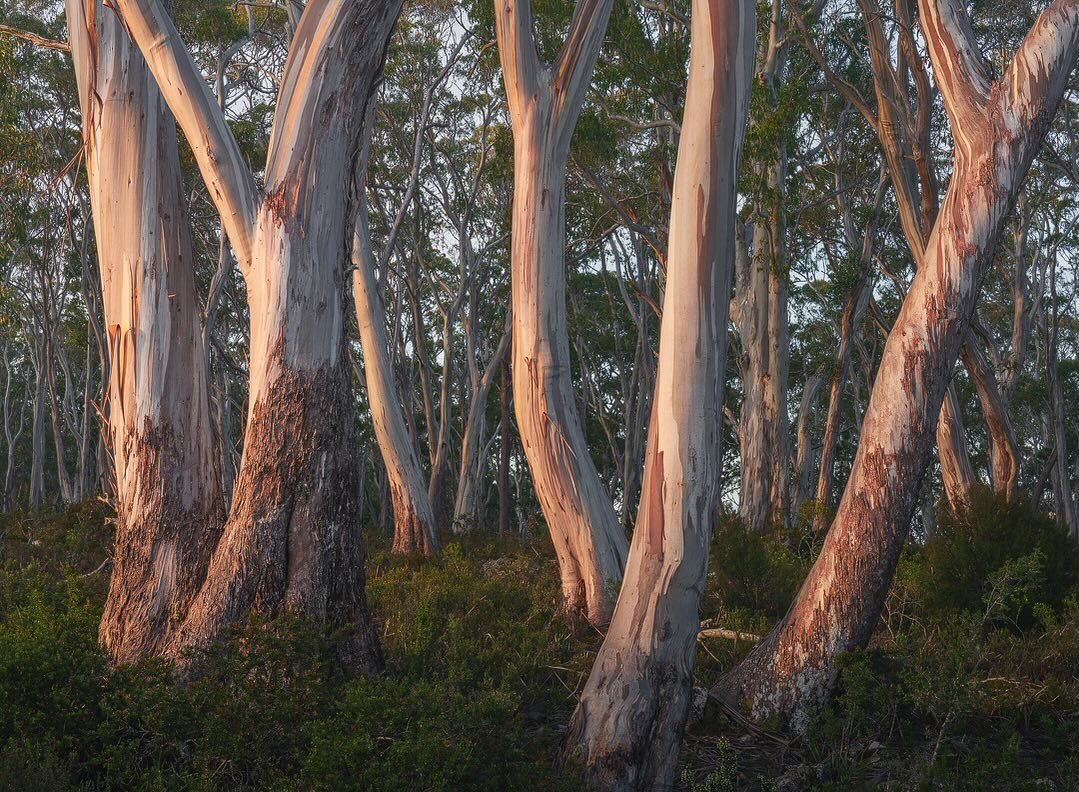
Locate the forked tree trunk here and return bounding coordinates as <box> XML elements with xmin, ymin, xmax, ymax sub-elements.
<box><xmin>452</xmin><ymin>318</ymin><xmax>510</xmax><ymax>531</ymax></box>
<box><xmin>65</xmin><ymin>0</ymin><xmax>225</xmax><ymax>663</ymax></box>
<box><xmin>564</xmin><ymin>0</ymin><xmax>754</xmax><ymax>787</ymax></box>
<box><xmin>496</xmin><ymin>0</ymin><xmax>628</xmax><ymax>625</ymax></box>
<box><xmin>115</xmin><ymin>0</ymin><xmax>401</xmax><ymax>669</ymax></box>
<box><xmin>712</xmin><ymin>0</ymin><xmax>1079</xmax><ymax>729</ymax></box>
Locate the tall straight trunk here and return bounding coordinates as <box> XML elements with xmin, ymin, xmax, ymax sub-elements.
<box><xmin>352</xmin><ymin>136</ymin><xmax>440</xmax><ymax>556</ymax></box>
<box><xmin>734</xmin><ymin>0</ymin><xmax>794</xmax><ymax>535</ymax></box>
<box><xmin>2</xmin><ymin>346</ymin><xmax>25</xmax><ymax>511</ymax></box>
<box><xmin>498</xmin><ymin>341</ymin><xmax>512</xmax><ymax>538</ymax></box>
<box><xmin>66</xmin><ymin>0</ymin><xmax>225</xmax><ymax>662</ymax></box>
<box><xmin>45</xmin><ymin>338</ymin><xmax>74</xmax><ymax>505</ymax></box>
<box><xmin>496</xmin><ymin>0</ymin><xmax>628</xmax><ymax>624</ymax></box>
<box><xmin>114</xmin><ymin>0</ymin><xmax>402</xmax><ymax>668</ymax></box>
<box><xmin>713</xmin><ymin>0</ymin><xmax>1079</xmax><ymax>729</ymax></box>
<box><xmin>565</xmin><ymin>0</ymin><xmax>754</xmax><ymax>787</ymax></box>
<box><xmin>791</xmin><ymin>373</ymin><xmax>822</xmax><ymax>519</ymax></box>
<box><xmin>736</xmin><ymin>166</ymin><xmax>791</xmax><ymax>534</ymax></box>
<box><xmin>28</xmin><ymin>348</ymin><xmax>45</xmax><ymax>509</ymax></box>
<box><xmin>1048</xmin><ymin>257</ymin><xmax>1079</xmax><ymax>537</ymax></box>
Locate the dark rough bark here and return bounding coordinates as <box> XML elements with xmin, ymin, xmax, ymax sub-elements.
<box><xmin>167</xmin><ymin>351</ymin><xmax>382</xmax><ymax>672</ymax></box>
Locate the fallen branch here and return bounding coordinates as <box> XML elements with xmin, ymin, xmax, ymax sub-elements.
<box><xmin>699</xmin><ymin>627</ymin><xmax>761</xmax><ymax>642</ymax></box>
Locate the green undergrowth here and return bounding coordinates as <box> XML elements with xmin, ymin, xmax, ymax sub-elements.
<box><xmin>1</xmin><ymin>492</ymin><xmax>1078</xmax><ymax>790</ymax></box>
<box><xmin>0</xmin><ymin>509</ymin><xmax>585</xmax><ymax>790</ymax></box>
<box><xmin>689</xmin><ymin>490</ymin><xmax>1079</xmax><ymax>790</ymax></box>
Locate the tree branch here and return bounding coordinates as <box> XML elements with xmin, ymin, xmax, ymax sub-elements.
<box><xmin>551</xmin><ymin>0</ymin><xmax>614</xmax><ymax>138</ymax></box>
<box><xmin>113</xmin><ymin>0</ymin><xmax>259</xmax><ymax>269</ymax></box>
<box><xmin>493</xmin><ymin>0</ymin><xmax>544</xmax><ymax>119</ymax></box>
<box><xmin>916</xmin><ymin>0</ymin><xmax>993</xmax><ymax>139</ymax></box>
<box><xmin>0</xmin><ymin>23</ymin><xmax>70</xmax><ymax>53</ymax></box>
<box><xmin>996</xmin><ymin>0</ymin><xmax>1079</xmax><ymax>134</ymax></box>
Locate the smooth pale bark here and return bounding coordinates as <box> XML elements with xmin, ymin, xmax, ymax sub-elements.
<box><xmin>115</xmin><ymin>0</ymin><xmax>401</xmax><ymax>668</ymax></box>
<box><xmin>496</xmin><ymin>0</ymin><xmax>628</xmax><ymax>625</ymax></box>
<box><xmin>352</xmin><ymin>119</ymin><xmax>440</xmax><ymax>556</ymax></box>
<box><xmin>66</xmin><ymin>0</ymin><xmax>224</xmax><ymax>662</ymax></box>
<box><xmin>565</xmin><ymin>0</ymin><xmax>754</xmax><ymax>787</ymax></box>
<box><xmin>713</xmin><ymin>0</ymin><xmax>1079</xmax><ymax>729</ymax></box>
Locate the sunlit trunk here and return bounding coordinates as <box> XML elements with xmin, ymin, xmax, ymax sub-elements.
<box><xmin>66</xmin><ymin>0</ymin><xmax>225</xmax><ymax>662</ymax></box>
<box><xmin>115</xmin><ymin>0</ymin><xmax>402</xmax><ymax>668</ymax></box>
<box><xmin>352</xmin><ymin>160</ymin><xmax>440</xmax><ymax>556</ymax></box>
<box><xmin>565</xmin><ymin>0</ymin><xmax>754</xmax><ymax>786</ymax></box>
<box><xmin>496</xmin><ymin>0</ymin><xmax>628</xmax><ymax>624</ymax></box>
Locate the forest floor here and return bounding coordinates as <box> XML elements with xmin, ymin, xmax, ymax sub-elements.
<box><xmin>0</xmin><ymin>493</ymin><xmax>1077</xmax><ymax>790</ymax></box>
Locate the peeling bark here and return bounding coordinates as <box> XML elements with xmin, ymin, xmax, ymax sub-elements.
<box><xmin>114</xmin><ymin>0</ymin><xmax>403</xmax><ymax>668</ymax></box>
<box><xmin>65</xmin><ymin>0</ymin><xmax>224</xmax><ymax>663</ymax></box>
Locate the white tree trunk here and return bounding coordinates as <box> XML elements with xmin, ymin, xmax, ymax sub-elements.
<box><xmin>352</xmin><ymin>177</ymin><xmax>440</xmax><ymax>556</ymax></box>
<box><xmin>496</xmin><ymin>0</ymin><xmax>628</xmax><ymax>625</ymax></box>
<box><xmin>713</xmin><ymin>0</ymin><xmax>1079</xmax><ymax>729</ymax></box>
<box><xmin>114</xmin><ymin>0</ymin><xmax>402</xmax><ymax>668</ymax></box>
<box><xmin>66</xmin><ymin>0</ymin><xmax>225</xmax><ymax>662</ymax></box>
<box><xmin>565</xmin><ymin>0</ymin><xmax>755</xmax><ymax>786</ymax></box>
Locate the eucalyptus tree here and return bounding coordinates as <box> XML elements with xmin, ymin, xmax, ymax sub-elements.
<box><xmin>714</xmin><ymin>0</ymin><xmax>1079</xmax><ymax>729</ymax></box>
<box><xmin>61</xmin><ymin>0</ymin><xmax>225</xmax><ymax>662</ymax></box>
<box><xmin>495</xmin><ymin>0</ymin><xmax>628</xmax><ymax>625</ymax></box>
<box><xmin>566</xmin><ymin>0</ymin><xmax>755</xmax><ymax>787</ymax></box>
<box><xmin>110</xmin><ymin>0</ymin><xmax>405</xmax><ymax>667</ymax></box>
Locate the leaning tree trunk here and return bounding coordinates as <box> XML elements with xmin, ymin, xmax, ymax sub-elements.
<box><xmin>565</xmin><ymin>0</ymin><xmax>754</xmax><ymax>787</ymax></box>
<box><xmin>712</xmin><ymin>0</ymin><xmax>1079</xmax><ymax>730</ymax></box>
<box><xmin>115</xmin><ymin>0</ymin><xmax>402</xmax><ymax>669</ymax></box>
<box><xmin>352</xmin><ymin>145</ymin><xmax>440</xmax><ymax>557</ymax></box>
<box><xmin>66</xmin><ymin>0</ymin><xmax>225</xmax><ymax>663</ymax></box>
<box><xmin>496</xmin><ymin>0</ymin><xmax>628</xmax><ymax>625</ymax></box>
